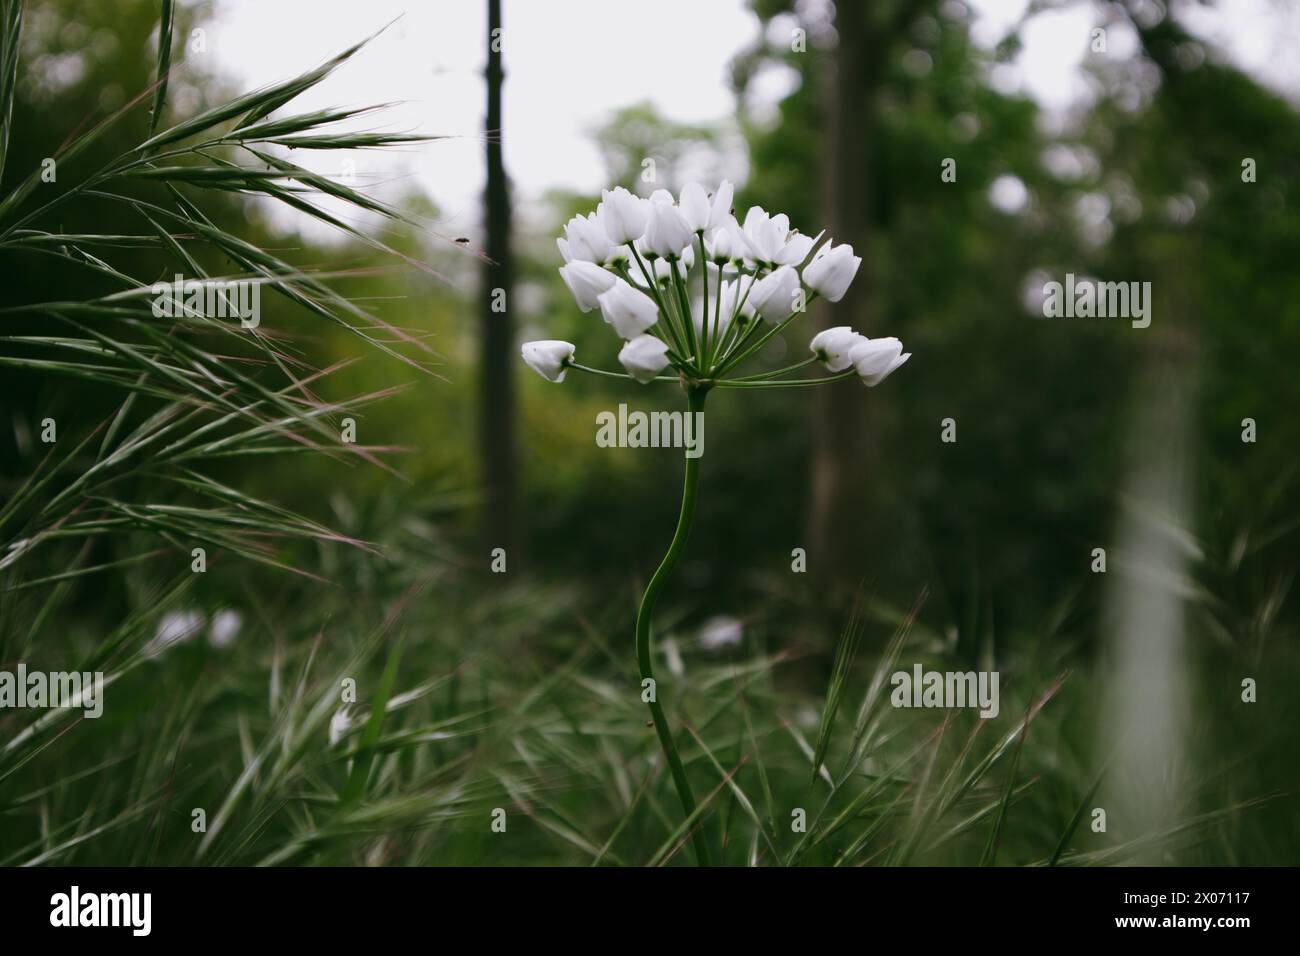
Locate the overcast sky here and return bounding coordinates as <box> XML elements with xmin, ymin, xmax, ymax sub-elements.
<box><xmin>202</xmin><ymin>0</ymin><xmax>1299</xmax><ymax>238</ymax></box>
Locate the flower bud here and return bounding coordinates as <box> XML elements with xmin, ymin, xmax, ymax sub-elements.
<box><xmin>618</xmin><ymin>334</ymin><xmax>671</xmax><ymax>383</ymax></box>
<box><xmin>810</xmin><ymin>326</ymin><xmax>865</xmax><ymax>372</ymax></box>
<box><xmin>597</xmin><ymin>187</ymin><xmax>648</xmax><ymax>245</ymax></box>
<box><xmin>802</xmin><ymin>240</ymin><xmax>862</xmax><ymax>302</ymax></box>
<box><xmin>521</xmin><ymin>340</ymin><xmax>576</xmax><ymax>383</ymax></box>
<box><xmin>706</xmin><ymin>227</ymin><xmax>732</xmax><ymax>264</ymax></box>
<box><xmin>559</xmin><ymin>260</ymin><xmax>617</xmax><ymax>312</ymax></box>
<box><xmin>747</xmin><ymin>265</ymin><xmax>802</xmax><ymax>322</ymax></box>
<box><xmin>598</xmin><ymin>278</ymin><xmax>660</xmax><ymax>339</ymax></box>
<box><xmin>708</xmin><ymin>180</ymin><xmax>735</xmax><ymax>231</ymax></box>
<box><xmin>848</xmin><ymin>336</ymin><xmax>910</xmax><ymax>387</ymax></box>
<box><xmin>679</xmin><ymin>182</ymin><xmax>712</xmax><ymax>233</ymax></box>
<box><xmin>563</xmin><ymin>212</ymin><xmax>615</xmax><ymax>264</ymax></box>
<box><xmin>643</xmin><ymin>200</ymin><xmax>694</xmax><ymax>259</ymax></box>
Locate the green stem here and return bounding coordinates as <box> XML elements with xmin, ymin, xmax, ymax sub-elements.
<box><xmin>611</xmin><ymin>265</ymin><xmax>685</xmax><ymax>364</ymax></box>
<box><xmin>635</xmin><ymin>386</ymin><xmax>712</xmax><ymax>866</ymax></box>
<box><xmin>697</xmin><ymin>234</ymin><xmax>714</xmax><ymax>368</ymax></box>
<box><xmin>710</xmin><ymin>259</ymin><xmax>727</xmax><ymax>371</ymax></box>
<box><xmin>711</xmin><ymin>266</ymin><xmax>763</xmax><ymax>369</ymax></box>
<box><xmin>569</xmin><ymin>362</ymin><xmax>675</xmax><ymax>382</ymax></box>
<box><xmin>715</xmin><ymin>369</ymin><xmax>856</xmax><ymax>388</ymax></box>
<box><xmin>669</xmin><ymin>257</ymin><xmax>698</xmax><ymax>365</ymax></box>
<box><xmin>715</xmin><ymin>291</ymin><xmax>819</xmax><ymax>378</ymax></box>
<box><xmin>628</xmin><ymin>250</ymin><xmax>689</xmax><ymax>362</ymax></box>
<box><xmin>732</xmin><ymin>355</ymin><xmax>817</xmax><ymax>382</ymax></box>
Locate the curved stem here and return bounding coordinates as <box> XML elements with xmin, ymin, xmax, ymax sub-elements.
<box><xmin>635</xmin><ymin>386</ymin><xmax>712</xmax><ymax>866</ymax></box>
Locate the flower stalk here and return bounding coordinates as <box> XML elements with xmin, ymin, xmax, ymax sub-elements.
<box><xmin>521</xmin><ymin>180</ymin><xmax>912</xmax><ymax>863</ymax></box>
<box><xmin>634</xmin><ymin>384</ymin><xmax>712</xmax><ymax>866</ymax></box>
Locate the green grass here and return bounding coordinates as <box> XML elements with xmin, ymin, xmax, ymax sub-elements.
<box><xmin>2</xmin><ymin>525</ymin><xmax>1292</xmax><ymax>866</ymax></box>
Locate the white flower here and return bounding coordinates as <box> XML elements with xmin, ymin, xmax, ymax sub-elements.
<box><xmin>521</xmin><ymin>340</ymin><xmax>576</xmax><ymax>382</ymax></box>
<box><xmin>597</xmin><ymin>186</ymin><xmax>648</xmax><ymax>244</ymax></box>
<box><xmin>706</xmin><ymin>227</ymin><xmax>733</xmax><ymax>264</ymax></box>
<box><xmin>782</xmin><ymin>231</ymin><xmax>817</xmax><ymax>266</ymax></box>
<box><xmin>803</xmin><ymin>240</ymin><xmax>862</xmax><ymax>302</ymax></box>
<box><xmin>810</xmin><ymin>326</ymin><xmax>866</xmax><ymax>372</ymax></box>
<box><xmin>562</xmin><ymin>212</ymin><xmax>616</xmax><ymax>265</ymax></box>
<box><xmin>663</xmin><ymin>635</ymin><xmax>686</xmax><ymax>677</ymax></box>
<box><xmin>730</xmin><ymin>207</ymin><xmax>819</xmax><ymax>267</ymax></box>
<box><xmin>654</xmin><ymin>242</ymin><xmax>694</xmax><ymax>281</ymax></box>
<box><xmin>597</xmin><ymin>279</ymin><xmax>659</xmax><ymax>339</ymax></box>
<box><xmin>849</xmin><ymin>336</ymin><xmax>911</xmax><ymax>386</ymax></box>
<box><xmin>643</xmin><ymin>199</ymin><xmax>694</xmax><ymax>259</ymax></box>
<box><xmin>698</xmin><ymin>615</ymin><xmax>743</xmax><ymax>651</ymax></box>
<box><xmin>145</xmin><ymin>609</ymin><xmax>205</xmax><ymax>657</ymax></box>
<box><xmin>632</xmin><ymin>241</ymin><xmax>694</xmax><ymax>282</ymax></box>
<box><xmin>730</xmin><ymin>207</ymin><xmax>780</xmax><ymax>263</ymax></box>
<box><xmin>678</xmin><ymin>182</ymin><xmax>712</xmax><ymax>233</ymax></box>
<box><xmin>209</xmin><ymin>609</ymin><xmax>242</xmax><ymax>649</ymax></box>
<box><xmin>747</xmin><ymin>265</ymin><xmax>802</xmax><ymax>322</ymax></box>
<box><xmin>618</xmin><ymin>334</ymin><xmax>671</xmax><ymax>383</ymax></box>
<box><xmin>329</xmin><ymin>705</ymin><xmax>352</xmax><ymax>747</ymax></box>
<box><xmin>708</xmin><ymin>180</ymin><xmax>735</xmax><ymax>230</ymax></box>
<box><xmin>559</xmin><ymin>260</ymin><xmax>616</xmax><ymax>312</ymax></box>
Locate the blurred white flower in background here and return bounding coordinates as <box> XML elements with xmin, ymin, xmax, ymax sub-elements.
<box><xmin>662</xmin><ymin>635</ymin><xmax>685</xmax><ymax>677</ymax></box>
<box><xmin>698</xmin><ymin>615</ymin><xmax>743</xmax><ymax>651</ymax></box>
<box><xmin>329</xmin><ymin>706</ymin><xmax>353</xmax><ymax>747</ymax></box>
<box><xmin>209</xmin><ymin>609</ymin><xmax>243</xmax><ymax>649</ymax></box>
<box><xmin>144</xmin><ymin>610</ymin><xmax>206</xmax><ymax>658</ymax></box>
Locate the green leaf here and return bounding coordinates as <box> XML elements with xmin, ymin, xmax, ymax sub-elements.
<box><xmin>341</xmin><ymin>638</ymin><xmax>405</xmax><ymax>806</ymax></box>
<box><xmin>147</xmin><ymin>0</ymin><xmax>175</xmax><ymax>140</ymax></box>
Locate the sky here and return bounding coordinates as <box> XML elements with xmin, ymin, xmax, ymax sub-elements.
<box><xmin>207</xmin><ymin>0</ymin><xmax>760</xmax><ymax>236</ymax></box>
<box><xmin>200</xmin><ymin>0</ymin><xmax>1300</xmax><ymax>238</ymax></box>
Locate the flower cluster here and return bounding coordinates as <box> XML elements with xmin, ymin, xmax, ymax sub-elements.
<box><xmin>521</xmin><ymin>182</ymin><xmax>909</xmax><ymax>391</ymax></box>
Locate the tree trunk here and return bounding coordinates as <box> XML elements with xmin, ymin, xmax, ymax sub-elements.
<box><xmin>479</xmin><ymin>0</ymin><xmax>516</xmax><ymax>556</ymax></box>
<box><xmin>807</xmin><ymin>0</ymin><xmax>873</xmax><ymax>607</ymax></box>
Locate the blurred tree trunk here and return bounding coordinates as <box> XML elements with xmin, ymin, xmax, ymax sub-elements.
<box><xmin>807</xmin><ymin>0</ymin><xmax>874</xmax><ymax>605</ymax></box>
<box><xmin>479</xmin><ymin>0</ymin><xmax>516</xmax><ymax>555</ymax></box>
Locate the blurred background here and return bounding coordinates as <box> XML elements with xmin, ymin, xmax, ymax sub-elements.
<box><xmin>1</xmin><ymin>0</ymin><xmax>1297</xmax><ymax>865</ymax></box>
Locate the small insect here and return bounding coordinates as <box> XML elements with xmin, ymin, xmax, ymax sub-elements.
<box><xmin>453</xmin><ymin>237</ymin><xmax>471</xmax><ymax>244</ymax></box>
<box><xmin>645</xmin><ymin>720</ymin><xmax>654</xmax><ymax>727</ymax></box>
